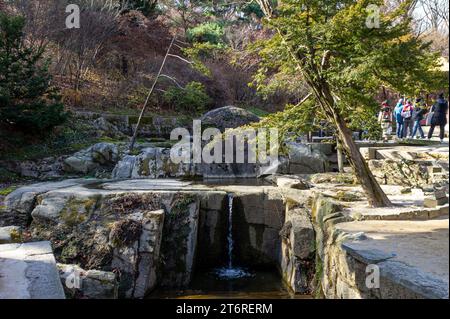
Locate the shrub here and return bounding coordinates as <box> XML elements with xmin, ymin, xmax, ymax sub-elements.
<box><xmin>163</xmin><ymin>82</ymin><xmax>212</xmax><ymax>113</ymax></box>
<box><xmin>120</xmin><ymin>0</ymin><xmax>158</xmax><ymax>17</ymax></box>
<box><xmin>187</xmin><ymin>22</ymin><xmax>225</xmax><ymax>45</ymax></box>
<box><xmin>0</xmin><ymin>13</ymin><xmax>67</xmax><ymax>133</ymax></box>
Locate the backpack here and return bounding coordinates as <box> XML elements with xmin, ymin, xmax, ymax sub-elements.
<box><xmin>395</xmin><ymin>105</ymin><xmax>404</xmax><ymax>122</ymax></box>
<box><xmin>381</xmin><ymin>107</ymin><xmax>391</xmax><ymax>122</ymax></box>
<box><xmin>401</xmin><ymin>105</ymin><xmax>412</xmax><ymax>119</ymax></box>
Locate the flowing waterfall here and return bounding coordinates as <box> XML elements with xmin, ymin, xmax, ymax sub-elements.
<box><xmin>227</xmin><ymin>193</ymin><xmax>234</xmax><ymax>269</ymax></box>
<box><xmin>215</xmin><ymin>194</ymin><xmax>252</xmax><ymax>280</ymax></box>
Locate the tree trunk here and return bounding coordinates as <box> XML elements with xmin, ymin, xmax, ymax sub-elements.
<box><xmin>121</xmin><ymin>55</ymin><xmax>128</xmax><ymax>76</ymax></box>
<box><xmin>333</xmin><ymin>113</ymin><xmax>392</xmax><ymax>207</ymax></box>
<box><xmin>255</xmin><ymin>0</ymin><xmax>391</xmax><ymax>207</ymax></box>
<box><xmin>316</xmin><ymin>83</ymin><xmax>392</xmax><ymax>207</ymax></box>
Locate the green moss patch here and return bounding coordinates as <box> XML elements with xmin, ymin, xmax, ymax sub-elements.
<box><xmin>0</xmin><ymin>186</ymin><xmax>17</xmax><ymax>196</ymax></box>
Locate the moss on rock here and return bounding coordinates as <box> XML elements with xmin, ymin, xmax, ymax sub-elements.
<box><xmin>109</xmin><ymin>219</ymin><xmax>142</xmax><ymax>248</ymax></box>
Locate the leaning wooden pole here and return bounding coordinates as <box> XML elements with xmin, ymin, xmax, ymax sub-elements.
<box><xmin>129</xmin><ymin>36</ymin><xmax>176</xmax><ymax>153</ymax></box>
<box><xmin>337</xmin><ymin>142</ymin><xmax>345</xmax><ymax>173</ymax></box>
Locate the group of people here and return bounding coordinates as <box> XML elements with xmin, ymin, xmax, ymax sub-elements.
<box><xmin>379</xmin><ymin>93</ymin><xmax>449</xmax><ymax>143</ymax></box>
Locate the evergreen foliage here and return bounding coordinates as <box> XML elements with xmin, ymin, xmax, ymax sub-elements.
<box><xmin>0</xmin><ymin>13</ymin><xmax>67</xmax><ymax>133</ymax></box>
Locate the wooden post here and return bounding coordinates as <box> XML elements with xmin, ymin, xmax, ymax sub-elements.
<box><xmin>337</xmin><ymin>142</ymin><xmax>345</xmax><ymax>173</ymax></box>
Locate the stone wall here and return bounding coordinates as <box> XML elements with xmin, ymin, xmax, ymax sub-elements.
<box><xmin>6</xmin><ymin>186</ymin><xmax>201</xmax><ymax>298</ymax></box>
<box><xmin>311</xmin><ymin>194</ymin><xmax>449</xmax><ymax>299</ymax></box>
<box><xmin>196</xmin><ymin>192</ymin><xmax>229</xmax><ymax>269</ymax></box>
<box><xmin>74</xmin><ymin>111</ymin><xmax>189</xmax><ymax>139</ymax></box>
<box><xmin>232</xmin><ymin>190</ymin><xmax>285</xmax><ymax>267</ymax></box>
<box><xmin>279</xmin><ymin>208</ymin><xmax>315</xmax><ymax>294</ymax></box>
<box><xmin>2</xmin><ymin>180</ymin><xmax>324</xmax><ymax>298</ymax></box>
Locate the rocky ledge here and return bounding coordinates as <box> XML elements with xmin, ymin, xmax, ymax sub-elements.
<box><xmin>1</xmin><ymin>175</ymin><xmax>448</xmax><ymax>299</ymax></box>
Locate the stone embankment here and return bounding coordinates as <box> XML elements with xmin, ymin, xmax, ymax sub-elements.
<box><xmin>0</xmin><ymin>171</ymin><xmax>448</xmax><ymax>299</ymax></box>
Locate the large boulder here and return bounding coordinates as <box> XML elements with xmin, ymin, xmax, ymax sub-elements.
<box><xmin>286</xmin><ymin>142</ymin><xmax>330</xmax><ymax>174</ymax></box>
<box><xmin>63</xmin><ymin>149</ymin><xmax>97</xmax><ymax>174</ymax></box>
<box><xmin>91</xmin><ymin>143</ymin><xmax>119</xmax><ymax>165</ymax></box>
<box><xmin>64</xmin><ymin>143</ymin><xmax>119</xmax><ymax>175</ymax></box>
<box><xmin>112</xmin><ymin>147</ymin><xmax>193</xmax><ymax>179</ymax></box>
<box><xmin>3</xmin><ymin>179</ymin><xmax>90</xmax><ymax>227</ymax></box>
<box><xmin>112</xmin><ymin>155</ymin><xmax>137</xmax><ymax>179</ymax></box>
<box><xmin>200</xmin><ymin>106</ymin><xmax>260</xmax><ymax>132</ymax></box>
<box><xmin>93</xmin><ymin>117</ymin><xmax>125</xmax><ymax>138</ymax></box>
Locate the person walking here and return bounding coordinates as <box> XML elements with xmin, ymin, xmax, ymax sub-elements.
<box><xmin>427</xmin><ymin>93</ymin><xmax>449</xmax><ymax>143</ymax></box>
<box><xmin>378</xmin><ymin>100</ymin><xmax>392</xmax><ymax>142</ymax></box>
<box><xmin>401</xmin><ymin>99</ymin><xmax>414</xmax><ymax>138</ymax></box>
<box><xmin>411</xmin><ymin>97</ymin><xmax>426</xmax><ymax>139</ymax></box>
<box><xmin>394</xmin><ymin>98</ymin><xmax>405</xmax><ymax>138</ymax></box>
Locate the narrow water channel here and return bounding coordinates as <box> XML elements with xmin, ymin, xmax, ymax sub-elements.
<box><xmin>150</xmin><ymin>194</ymin><xmax>311</xmax><ymax>299</ymax></box>
<box><xmin>150</xmin><ymin>270</ymin><xmax>310</xmax><ymax>299</ymax></box>
<box><xmin>214</xmin><ymin>193</ymin><xmax>252</xmax><ymax>280</ymax></box>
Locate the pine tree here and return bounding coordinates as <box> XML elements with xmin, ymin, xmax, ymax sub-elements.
<box><xmin>121</xmin><ymin>0</ymin><xmax>159</xmax><ymax>17</ymax></box>
<box><xmin>0</xmin><ymin>13</ymin><xmax>67</xmax><ymax>133</ymax></box>
<box><xmin>253</xmin><ymin>0</ymin><xmax>447</xmax><ymax>207</ymax></box>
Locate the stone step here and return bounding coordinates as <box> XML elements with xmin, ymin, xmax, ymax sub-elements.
<box><xmin>0</xmin><ymin>241</ymin><xmax>66</xmax><ymax>299</ymax></box>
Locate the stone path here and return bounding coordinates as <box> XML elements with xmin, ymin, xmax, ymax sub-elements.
<box><xmin>0</xmin><ymin>241</ymin><xmax>65</xmax><ymax>299</ymax></box>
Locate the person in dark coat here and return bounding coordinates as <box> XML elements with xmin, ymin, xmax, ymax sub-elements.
<box><xmin>427</xmin><ymin>93</ymin><xmax>449</xmax><ymax>143</ymax></box>
<box><xmin>411</xmin><ymin>97</ymin><xmax>426</xmax><ymax>138</ymax></box>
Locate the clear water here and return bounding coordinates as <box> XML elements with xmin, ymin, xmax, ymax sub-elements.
<box><xmin>149</xmin><ymin>270</ymin><xmax>310</xmax><ymax>299</ymax></box>
<box><xmin>213</xmin><ymin>193</ymin><xmax>253</xmax><ymax>280</ymax></box>
<box><xmin>148</xmin><ymin>193</ymin><xmax>311</xmax><ymax>299</ymax></box>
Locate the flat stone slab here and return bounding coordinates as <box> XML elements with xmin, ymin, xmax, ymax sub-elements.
<box><xmin>345</xmin><ymin>203</ymin><xmax>449</xmax><ymax>221</ymax></box>
<box><xmin>0</xmin><ymin>241</ymin><xmax>65</xmax><ymax>299</ymax></box>
<box><xmin>5</xmin><ymin>179</ymin><xmax>98</xmax><ymax>214</ymax></box>
<box><xmin>378</xmin><ymin>260</ymin><xmax>448</xmax><ymax>299</ymax></box>
<box><xmin>360</xmin><ymin>145</ymin><xmax>449</xmax><ymax>161</ymax></box>
<box><xmin>356</xmin><ymin>140</ymin><xmax>446</xmax><ymax>151</ymax></box>
<box><xmin>5</xmin><ymin>179</ymin><xmax>280</xmax><ymax>212</ymax></box>
<box><xmin>99</xmin><ymin>179</ymin><xmax>193</xmax><ymax>190</ymax></box>
<box><xmin>342</xmin><ymin>245</ymin><xmax>396</xmax><ymax>264</ymax></box>
<box><xmin>337</xmin><ymin>218</ymin><xmax>449</xmax><ymax>298</ymax></box>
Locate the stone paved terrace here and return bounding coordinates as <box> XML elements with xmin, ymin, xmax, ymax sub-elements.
<box><xmin>337</xmin><ymin>217</ymin><xmax>449</xmax><ymax>299</ymax></box>
<box><xmin>0</xmin><ymin>241</ymin><xmax>65</xmax><ymax>299</ymax></box>
<box><xmin>339</xmin><ymin>186</ymin><xmax>449</xmax><ymax>220</ymax></box>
